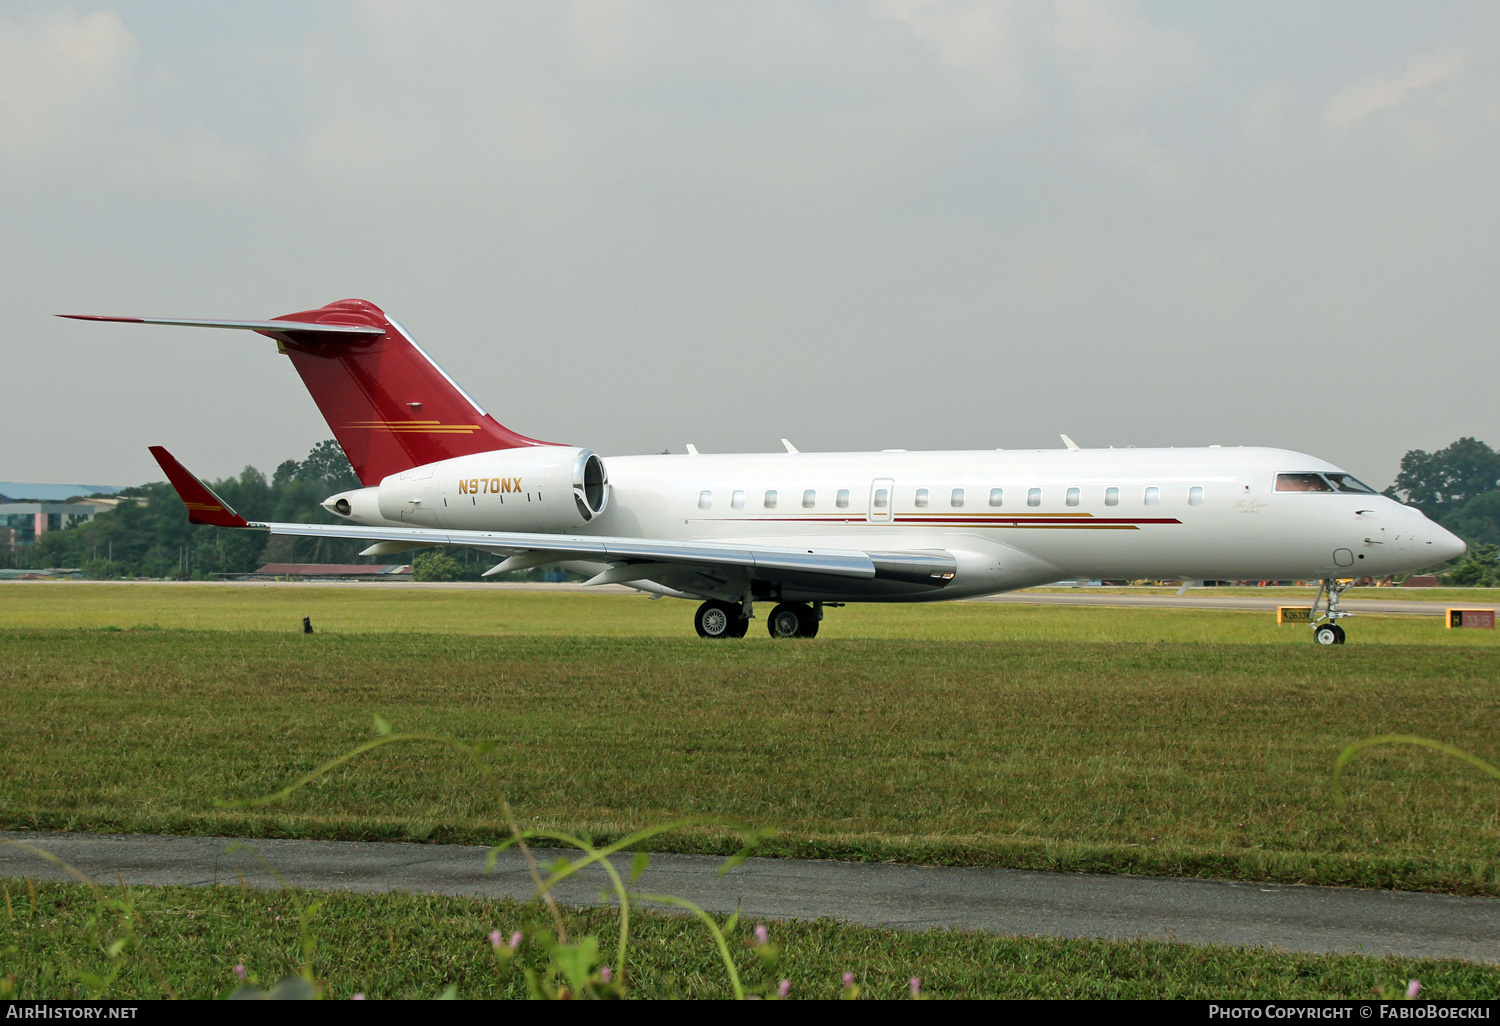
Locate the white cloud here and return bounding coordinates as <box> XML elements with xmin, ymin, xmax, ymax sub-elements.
<box><xmin>871</xmin><ymin>0</ymin><xmax>1040</xmax><ymax>113</ymax></box>
<box><xmin>1324</xmin><ymin>50</ymin><xmax>1468</xmax><ymax>130</ymax></box>
<box><xmin>1082</xmin><ymin>130</ymin><xmax>1191</xmax><ymax>195</ymax></box>
<box><xmin>0</xmin><ymin>9</ymin><xmax>134</xmax><ymax>162</ymax></box>
<box><xmin>1050</xmin><ymin>0</ymin><xmax>1207</xmax><ymax>120</ymax></box>
<box><xmin>1243</xmin><ymin>82</ymin><xmax>1296</xmax><ymax>153</ymax></box>
<box><xmin>297</xmin><ymin>0</ymin><xmax>1049</xmax><ymax>202</ymax></box>
<box><xmin>0</xmin><ymin>7</ymin><xmax>260</xmax><ymax>192</ymax></box>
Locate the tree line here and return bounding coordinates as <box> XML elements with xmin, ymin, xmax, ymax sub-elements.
<box><xmin>15</xmin><ymin>436</ymin><xmax>1500</xmax><ymax>584</ymax></box>
<box><xmin>1383</xmin><ymin>437</ymin><xmax>1500</xmax><ymax>584</ymax></box>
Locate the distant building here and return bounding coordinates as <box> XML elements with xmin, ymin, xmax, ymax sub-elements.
<box><xmin>0</xmin><ymin>482</ymin><xmax>123</xmax><ymax>502</ymax></box>
<box><xmin>0</xmin><ymin>501</ymin><xmax>108</xmax><ymax>549</ymax></box>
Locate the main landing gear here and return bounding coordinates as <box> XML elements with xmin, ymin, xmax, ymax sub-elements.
<box><xmin>766</xmin><ymin>602</ymin><xmax>819</xmax><ymax>640</ymax></box>
<box><xmin>694</xmin><ymin>600</ymin><xmax>749</xmax><ymax>639</ymax></box>
<box><xmin>1310</xmin><ymin>577</ymin><xmax>1355</xmax><ymax>645</ymax></box>
<box><xmin>693</xmin><ymin>599</ymin><xmax>824</xmax><ymax>639</ymax></box>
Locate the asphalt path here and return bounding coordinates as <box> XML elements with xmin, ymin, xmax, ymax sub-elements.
<box><xmin>4</xmin><ymin>831</ymin><xmax>1496</xmax><ymax>963</ymax></box>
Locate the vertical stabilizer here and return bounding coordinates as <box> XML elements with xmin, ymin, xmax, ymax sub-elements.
<box><xmin>262</xmin><ymin>299</ymin><xmax>556</xmax><ymax>485</ymax></box>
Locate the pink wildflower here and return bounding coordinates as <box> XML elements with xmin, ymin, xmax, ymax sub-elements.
<box><xmin>509</xmin><ymin>931</ymin><xmax>523</xmax><ymax>950</ymax></box>
<box><xmin>601</xmin><ymin>967</ymin><xmax>613</xmax><ymax>983</ymax></box>
<box><xmin>234</xmin><ymin>965</ymin><xmax>246</xmax><ymax>981</ymax></box>
<box><xmin>489</xmin><ymin>930</ymin><xmax>503</xmax><ymax>948</ymax></box>
<box><xmin>352</xmin><ymin>994</ymin><xmax>365</xmax><ymax>1001</ymax></box>
<box><xmin>1407</xmin><ymin>980</ymin><xmax>1422</xmax><ymax>1000</ymax></box>
<box><xmin>842</xmin><ymin>972</ymin><xmax>855</xmax><ymax>988</ymax></box>
<box><xmin>909</xmin><ymin>976</ymin><xmax>922</xmax><ymax>997</ymax></box>
<box><xmin>777</xmin><ymin>979</ymin><xmax>791</xmax><ymax>998</ymax></box>
<box><xmin>754</xmin><ymin>924</ymin><xmax>769</xmax><ymax>945</ymax></box>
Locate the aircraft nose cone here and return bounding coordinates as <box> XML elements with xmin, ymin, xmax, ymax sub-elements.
<box><xmin>1432</xmin><ymin>524</ymin><xmax>1468</xmax><ymax>563</ymax></box>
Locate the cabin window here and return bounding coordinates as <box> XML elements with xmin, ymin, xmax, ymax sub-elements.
<box><xmin>873</xmin><ymin>488</ymin><xmax>889</xmax><ymax>509</ymax></box>
<box><xmin>1189</xmin><ymin>486</ymin><xmax>1204</xmax><ymax>506</ymax></box>
<box><xmin>698</xmin><ymin>491</ymin><xmax>712</xmax><ymax>510</ymax></box>
<box><xmin>1275</xmin><ymin>473</ymin><xmax>1334</xmax><ymax>492</ymax></box>
<box><xmin>764</xmin><ymin>490</ymin><xmax>778</xmax><ymax>509</ymax></box>
<box><xmin>1066</xmin><ymin>487</ymin><xmax>1080</xmax><ymax>507</ymax></box>
<box><xmin>1027</xmin><ymin>487</ymin><xmax>1041</xmax><ymax>507</ymax></box>
<box><xmin>989</xmin><ymin>488</ymin><xmax>1003</xmax><ymax>507</ymax></box>
<box><xmin>1105</xmin><ymin>487</ymin><xmax>1119</xmax><ymax>506</ymax></box>
<box><xmin>1144</xmin><ymin>486</ymin><xmax>1159</xmax><ymax>506</ymax></box>
<box><xmin>836</xmin><ymin>489</ymin><xmax>850</xmax><ymax>508</ymax></box>
<box><xmin>731</xmin><ymin>490</ymin><xmax>745</xmax><ymax>510</ymax></box>
<box><xmin>915</xmin><ymin>488</ymin><xmax>929</xmax><ymax>508</ymax></box>
<box><xmin>951</xmin><ymin>488</ymin><xmax>965</xmax><ymax>508</ymax></box>
<box><xmin>803</xmin><ymin>489</ymin><xmax>816</xmax><ymax>508</ymax></box>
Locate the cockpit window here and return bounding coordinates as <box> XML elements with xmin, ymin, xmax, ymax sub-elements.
<box><xmin>1276</xmin><ymin>472</ymin><xmax>1378</xmax><ymax>493</ymax></box>
<box><xmin>1276</xmin><ymin>473</ymin><xmax>1336</xmax><ymax>492</ymax></box>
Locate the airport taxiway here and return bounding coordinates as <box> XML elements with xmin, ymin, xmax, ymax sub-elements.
<box><xmin>3</xmin><ymin>831</ymin><xmax>1496</xmax><ymax>964</ymax></box>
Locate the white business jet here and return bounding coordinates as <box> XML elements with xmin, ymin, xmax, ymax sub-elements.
<box><xmin>62</xmin><ymin>299</ymin><xmax>1466</xmax><ymax>644</ymax></box>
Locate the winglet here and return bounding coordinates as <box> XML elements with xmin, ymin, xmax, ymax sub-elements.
<box><xmin>147</xmin><ymin>446</ymin><xmax>251</xmax><ymax>527</ymax></box>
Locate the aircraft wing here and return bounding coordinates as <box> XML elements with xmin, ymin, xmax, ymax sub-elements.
<box><xmin>148</xmin><ymin>446</ymin><xmax>956</xmax><ymax>590</ymax></box>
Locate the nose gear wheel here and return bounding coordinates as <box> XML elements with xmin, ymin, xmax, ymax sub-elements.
<box><xmin>1309</xmin><ymin>578</ymin><xmax>1355</xmax><ymax>644</ymax></box>
<box><xmin>1313</xmin><ymin>623</ymin><xmax>1346</xmax><ymax>645</ymax></box>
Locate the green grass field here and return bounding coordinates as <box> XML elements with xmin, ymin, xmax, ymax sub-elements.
<box><xmin>5</xmin><ymin>880</ymin><xmax>1498</xmax><ymax>1000</ymax></box>
<box><xmin>1</xmin><ymin>584</ymin><xmax>1497</xmax><ymax>897</ymax></box>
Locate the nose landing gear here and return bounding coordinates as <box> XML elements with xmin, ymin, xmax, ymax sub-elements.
<box><xmin>1309</xmin><ymin>577</ymin><xmax>1355</xmax><ymax>645</ymax></box>
<box><xmin>1313</xmin><ymin>622</ymin><xmax>1346</xmax><ymax>645</ymax></box>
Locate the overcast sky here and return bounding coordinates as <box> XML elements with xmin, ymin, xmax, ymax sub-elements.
<box><xmin>4</xmin><ymin>1</ymin><xmax>1498</xmax><ymax>488</ymax></box>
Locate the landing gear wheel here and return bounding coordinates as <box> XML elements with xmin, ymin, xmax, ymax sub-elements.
<box><xmin>767</xmin><ymin>602</ymin><xmax>816</xmax><ymax>639</ymax></box>
<box><xmin>695</xmin><ymin>601</ymin><xmax>742</xmax><ymax>639</ymax></box>
<box><xmin>1313</xmin><ymin>623</ymin><xmax>1346</xmax><ymax>646</ymax></box>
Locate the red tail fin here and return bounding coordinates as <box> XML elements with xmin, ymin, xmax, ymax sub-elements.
<box><xmin>261</xmin><ymin>299</ymin><xmax>556</xmax><ymax>486</ymax></box>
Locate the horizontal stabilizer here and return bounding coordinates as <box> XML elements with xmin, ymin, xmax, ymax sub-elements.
<box><xmin>147</xmin><ymin>446</ymin><xmax>250</xmax><ymax>528</ymax></box>
<box><xmin>58</xmin><ymin>315</ymin><xmax>384</xmax><ymax>345</ymax></box>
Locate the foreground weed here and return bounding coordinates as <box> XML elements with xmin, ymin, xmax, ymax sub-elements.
<box><xmin>0</xmin><ymin>839</ymin><xmax>175</xmax><ymax>998</ymax></box>
<box><xmin>1333</xmin><ymin>733</ymin><xmax>1500</xmax><ymax>998</ymax></box>
<box><xmin>216</xmin><ymin>715</ymin><xmax>774</xmax><ymax>999</ymax></box>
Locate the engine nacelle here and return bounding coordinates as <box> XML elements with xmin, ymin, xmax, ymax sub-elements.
<box><xmin>325</xmin><ymin>446</ymin><xmax>608</xmax><ymax>533</ymax></box>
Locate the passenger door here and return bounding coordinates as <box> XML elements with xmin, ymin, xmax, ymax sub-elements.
<box><xmin>867</xmin><ymin>478</ymin><xmax>894</xmax><ymax>524</ymax></box>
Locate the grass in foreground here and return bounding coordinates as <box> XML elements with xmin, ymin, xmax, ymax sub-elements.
<box><xmin>3</xmin><ymin>881</ymin><xmax>1497</xmax><ymax>1000</ymax></box>
<box><xmin>1</xmin><ymin>587</ymin><xmax>1498</xmax><ymax>894</ymax></box>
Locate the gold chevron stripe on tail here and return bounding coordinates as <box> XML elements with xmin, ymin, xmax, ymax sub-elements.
<box><xmin>343</xmin><ymin>420</ymin><xmax>481</xmax><ymax>433</ymax></box>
